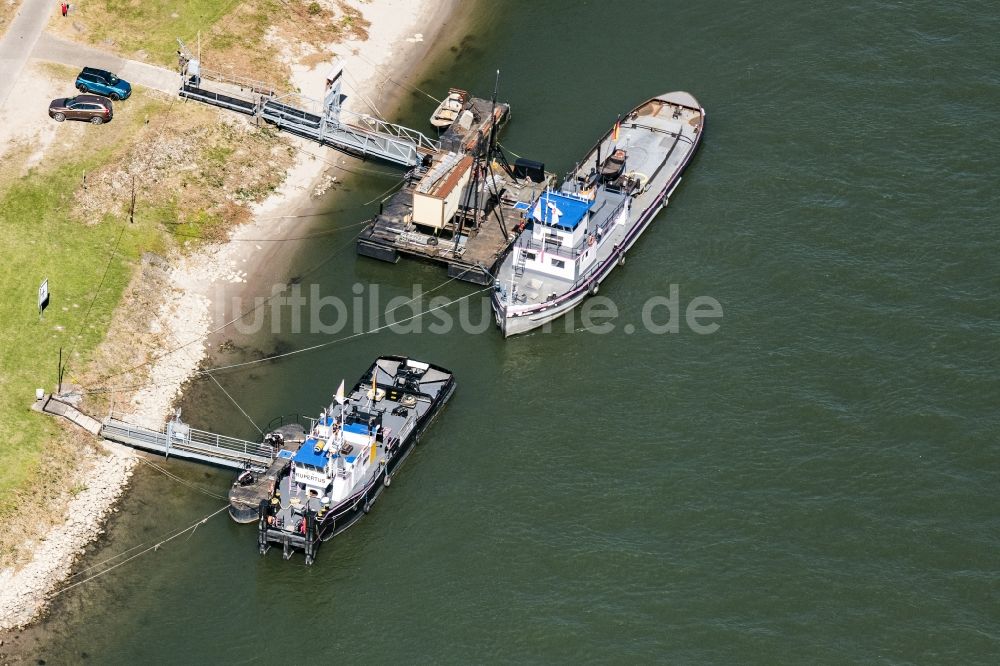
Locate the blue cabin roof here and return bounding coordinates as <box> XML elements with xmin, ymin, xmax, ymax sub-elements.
<box><xmin>344</xmin><ymin>422</ymin><xmax>371</xmax><ymax>436</ymax></box>
<box><xmin>293</xmin><ymin>438</ymin><xmax>328</xmax><ymax>468</ymax></box>
<box><xmin>530</xmin><ymin>190</ymin><xmax>592</xmax><ymax>230</ymax></box>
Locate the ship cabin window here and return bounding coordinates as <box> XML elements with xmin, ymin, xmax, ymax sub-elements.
<box><xmin>551</xmin><ymin>259</ymin><xmax>565</xmax><ymax>269</ymax></box>
<box><xmin>524</xmin><ymin>251</ymin><xmax>536</xmax><ymax>261</ymax></box>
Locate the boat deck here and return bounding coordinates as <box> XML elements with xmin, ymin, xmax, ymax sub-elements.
<box><xmin>357</xmin><ymin>165</ymin><xmax>553</xmax><ymax>284</ymax></box>
<box><xmin>263</xmin><ymin>358</ymin><xmax>449</xmax><ymax>540</ymax></box>
<box><xmin>495</xmin><ymin>93</ymin><xmax>703</xmax><ymax>313</ymax></box>
<box><xmin>357</xmin><ymin>93</ymin><xmax>559</xmax><ymax>284</ymax></box>
<box><xmin>228</xmin><ymin>424</ymin><xmax>308</xmax><ymax>522</ymax></box>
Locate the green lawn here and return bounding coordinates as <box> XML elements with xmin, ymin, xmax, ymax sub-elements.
<box><xmin>49</xmin><ymin>0</ymin><xmax>361</xmax><ymax>88</ymax></box>
<box><xmin>0</xmin><ymin>96</ymin><xmax>167</xmax><ymax>523</ymax></box>
<box><xmin>84</xmin><ymin>0</ymin><xmax>242</xmax><ymax>65</ymax></box>
<box><xmin>50</xmin><ymin>0</ymin><xmax>291</xmax><ymax>84</ymax></box>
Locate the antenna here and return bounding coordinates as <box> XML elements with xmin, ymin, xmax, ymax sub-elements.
<box><xmin>486</xmin><ymin>69</ymin><xmax>499</xmax><ymax>157</ymax></box>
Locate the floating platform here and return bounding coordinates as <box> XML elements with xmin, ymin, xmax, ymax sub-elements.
<box><xmin>357</xmin><ymin>169</ymin><xmax>551</xmax><ymax>284</ymax></box>
<box><xmin>228</xmin><ymin>423</ymin><xmax>308</xmax><ymax>523</ymax></box>
<box><xmin>357</xmin><ymin>96</ymin><xmax>555</xmax><ymax>284</ymax></box>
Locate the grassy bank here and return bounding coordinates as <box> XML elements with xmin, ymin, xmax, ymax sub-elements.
<box><xmin>0</xmin><ymin>82</ymin><xmax>292</xmax><ymax>566</ymax></box>
<box><xmin>0</xmin><ymin>97</ymin><xmax>164</xmax><ymax>561</ymax></box>
<box><xmin>49</xmin><ymin>0</ymin><xmax>370</xmax><ymax>88</ymax></box>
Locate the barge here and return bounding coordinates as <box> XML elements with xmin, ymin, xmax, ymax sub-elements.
<box><xmin>254</xmin><ymin>356</ymin><xmax>455</xmax><ymax>564</ymax></box>
<box><xmin>357</xmin><ymin>91</ymin><xmax>555</xmax><ymax>284</ymax></box>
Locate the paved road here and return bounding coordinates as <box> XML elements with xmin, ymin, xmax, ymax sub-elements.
<box><xmin>0</xmin><ymin>3</ymin><xmax>180</xmax><ymax>108</ymax></box>
<box><xmin>0</xmin><ymin>0</ymin><xmax>54</xmax><ymax>107</ymax></box>
<box><xmin>35</xmin><ymin>33</ymin><xmax>179</xmax><ymax>95</ymax></box>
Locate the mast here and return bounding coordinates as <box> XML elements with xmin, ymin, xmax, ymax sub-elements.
<box><xmin>452</xmin><ymin>132</ymin><xmax>483</xmax><ymax>255</ymax></box>
<box><xmin>454</xmin><ymin>69</ymin><xmax>510</xmax><ymax>254</ymax></box>
<box><xmin>482</xmin><ymin>69</ymin><xmax>510</xmax><ymax>241</ymax></box>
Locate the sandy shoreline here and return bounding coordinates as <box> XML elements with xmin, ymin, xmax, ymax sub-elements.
<box><xmin>0</xmin><ymin>0</ymin><xmax>458</xmax><ymax>631</ymax></box>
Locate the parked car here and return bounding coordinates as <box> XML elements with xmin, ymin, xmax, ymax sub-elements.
<box><xmin>74</xmin><ymin>66</ymin><xmax>132</xmax><ymax>100</ymax></box>
<box><xmin>48</xmin><ymin>95</ymin><xmax>113</xmax><ymax>124</ymax></box>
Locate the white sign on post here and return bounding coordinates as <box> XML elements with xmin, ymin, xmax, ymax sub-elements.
<box><xmin>38</xmin><ymin>278</ymin><xmax>49</xmax><ymax>315</ymax></box>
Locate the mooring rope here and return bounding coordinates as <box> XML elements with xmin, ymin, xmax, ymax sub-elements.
<box><xmin>87</xmin><ymin>227</ymin><xmax>366</xmax><ymax>388</ymax></box>
<box><xmin>47</xmin><ymin>504</ymin><xmax>230</xmax><ymax>599</ymax></box>
<box><xmin>207</xmin><ymin>372</ymin><xmax>263</xmax><ymax>435</ymax></box>
<box><xmin>161</xmin><ymin>216</ymin><xmax>377</xmax><ymax>242</ymax></box>
<box><xmin>197</xmin><ymin>285</ymin><xmax>493</xmax><ymax>377</ymax></box>
<box><xmin>81</xmin><ymin>283</ymin><xmax>492</xmax><ymax>398</ymax></box>
<box><xmin>83</xmin><ymin>268</ymin><xmax>487</xmax><ymax>396</ymax></box>
<box><xmin>363</xmin><ymin>178</ymin><xmax>407</xmax><ymax>206</ymax></box>
<box><xmin>351</xmin><ymin>51</ymin><xmax>442</xmax><ymax>104</ymax></box>
<box><xmin>379</xmin><ymin>273</ymin><xmax>464</xmax><ymax>319</ymax></box>
<box><xmin>136</xmin><ymin>457</ymin><xmax>229</xmax><ymax>500</ymax></box>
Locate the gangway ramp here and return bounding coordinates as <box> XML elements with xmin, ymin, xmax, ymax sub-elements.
<box><xmin>101</xmin><ymin>414</ymin><xmax>274</xmax><ymax>472</ymax></box>
<box><xmin>176</xmin><ymin>55</ymin><xmax>439</xmax><ymax>168</ymax></box>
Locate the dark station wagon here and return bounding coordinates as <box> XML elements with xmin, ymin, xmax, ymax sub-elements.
<box><xmin>48</xmin><ymin>94</ymin><xmax>114</xmax><ymax>124</ymax></box>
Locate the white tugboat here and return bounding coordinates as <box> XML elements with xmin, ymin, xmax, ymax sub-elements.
<box><xmin>492</xmin><ymin>91</ymin><xmax>705</xmax><ymax>336</ymax></box>
<box><xmin>257</xmin><ymin>356</ymin><xmax>455</xmax><ymax>564</ymax></box>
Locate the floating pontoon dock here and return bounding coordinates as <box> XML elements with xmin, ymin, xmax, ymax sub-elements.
<box><xmin>357</xmin><ymin>96</ymin><xmax>555</xmax><ymax>284</ymax></box>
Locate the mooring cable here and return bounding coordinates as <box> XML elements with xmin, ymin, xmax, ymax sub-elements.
<box><xmin>207</xmin><ymin>372</ymin><xmax>263</xmax><ymax>435</ymax></box>
<box><xmin>136</xmin><ymin>457</ymin><xmax>228</xmax><ymax>500</ymax></box>
<box><xmin>86</xmin><ymin>226</ymin><xmax>366</xmax><ymax>389</ymax></box>
<box><xmin>160</xmin><ymin>216</ymin><xmax>377</xmax><ymax>242</ymax></box>
<box><xmin>81</xmin><ymin>284</ymin><xmax>492</xmax><ymax>397</ymax></box>
<box><xmin>199</xmin><ymin>285</ymin><xmax>493</xmax><ymax>377</ymax></box>
<box><xmin>47</xmin><ymin>504</ymin><xmax>230</xmax><ymax>599</ymax></box>
<box><xmin>379</xmin><ymin>273</ymin><xmax>464</xmax><ymax>319</ymax></box>
<box><xmin>351</xmin><ymin>50</ymin><xmax>442</xmax><ymax>104</ymax></box>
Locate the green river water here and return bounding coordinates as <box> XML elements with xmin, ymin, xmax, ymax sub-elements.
<box><xmin>6</xmin><ymin>0</ymin><xmax>999</xmax><ymax>662</ymax></box>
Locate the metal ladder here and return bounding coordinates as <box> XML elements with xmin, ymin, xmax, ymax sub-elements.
<box><xmin>514</xmin><ymin>248</ymin><xmax>527</xmax><ymax>276</ymax></box>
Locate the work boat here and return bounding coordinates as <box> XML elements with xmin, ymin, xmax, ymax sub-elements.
<box><xmin>429</xmin><ymin>88</ymin><xmax>468</xmax><ymax>128</ymax></box>
<box><xmin>492</xmin><ymin>92</ymin><xmax>704</xmax><ymax>337</ymax></box>
<box><xmin>257</xmin><ymin>356</ymin><xmax>455</xmax><ymax>564</ymax></box>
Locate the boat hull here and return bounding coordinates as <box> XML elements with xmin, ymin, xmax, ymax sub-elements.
<box><xmin>494</xmin><ymin>92</ymin><xmax>705</xmax><ymax>337</ymax></box>
<box><xmin>257</xmin><ymin>359</ymin><xmax>456</xmax><ymax>564</ymax></box>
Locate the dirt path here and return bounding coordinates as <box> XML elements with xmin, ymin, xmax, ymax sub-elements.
<box><xmin>34</xmin><ymin>33</ymin><xmax>179</xmax><ymax>95</ymax></box>
<box><xmin>0</xmin><ymin>0</ymin><xmax>53</xmax><ymax>106</ymax></box>
<box><xmin>0</xmin><ymin>19</ymin><xmax>179</xmax><ymax>171</ymax></box>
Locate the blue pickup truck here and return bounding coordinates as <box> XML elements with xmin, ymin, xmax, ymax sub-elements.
<box><xmin>75</xmin><ymin>67</ymin><xmax>132</xmax><ymax>100</ymax></box>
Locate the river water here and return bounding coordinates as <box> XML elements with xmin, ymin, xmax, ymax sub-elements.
<box><xmin>8</xmin><ymin>0</ymin><xmax>999</xmax><ymax>662</ymax></box>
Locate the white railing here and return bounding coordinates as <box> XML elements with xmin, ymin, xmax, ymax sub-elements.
<box><xmin>102</xmin><ymin>416</ymin><xmax>273</xmax><ymax>467</ymax></box>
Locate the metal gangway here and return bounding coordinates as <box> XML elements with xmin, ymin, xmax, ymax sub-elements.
<box><xmin>176</xmin><ymin>46</ymin><xmax>439</xmax><ymax>168</ymax></box>
<box><xmin>101</xmin><ymin>411</ymin><xmax>274</xmax><ymax>472</ymax></box>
